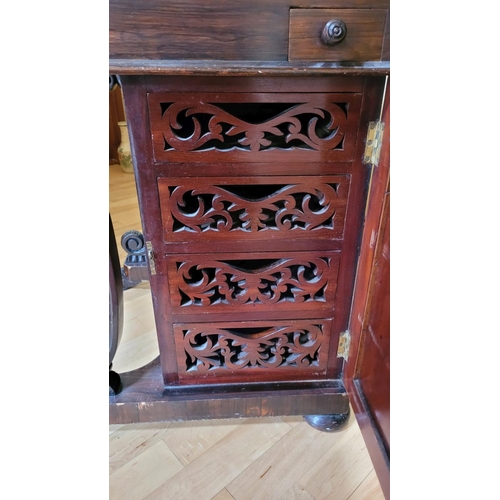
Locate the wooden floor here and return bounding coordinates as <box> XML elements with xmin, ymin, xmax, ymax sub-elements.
<box><xmin>109</xmin><ymin>163</ymin><xmax>384</xmax><ymax>500</ymax></box>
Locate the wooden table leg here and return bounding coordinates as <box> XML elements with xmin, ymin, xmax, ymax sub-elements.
<box><xmin>109</xmin><ymin>214</ymin><xmax>123</xmax><ymax>395</ymax></box>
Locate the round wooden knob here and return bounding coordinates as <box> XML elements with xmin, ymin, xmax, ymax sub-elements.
<box><xmin>321</xmin><ymin>20</ymin><xmax>347</xmax><ymax>46</ymax></box>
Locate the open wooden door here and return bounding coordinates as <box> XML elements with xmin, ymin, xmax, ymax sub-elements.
<box><xmin>344</xmin><ymin>79</ymin><xmax>390</xmax><ymax>498</ymax></box>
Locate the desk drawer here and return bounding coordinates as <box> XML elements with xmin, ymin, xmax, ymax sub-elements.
<box><xmin>148</xmin><ymin>92</ymin><xmax>361</xmax><ymax>163</ymax></box>
<box><xmin>289</xmin><ymin>9</ymin><xmax>388</xmax><ymax>62</ymax></box>
<box><xmin>158</xmin><ymin>174</ymin><xmax>350</xmax><ymax>245</ymax></box>
<box><xmin>166</xmin><ymin>251</ymin><xmax>341</xmax><ymax>318</ymax></box>
<box><xmin>173</xmin><ymin>319</ymin><xmax>332</xmax><ymax>383</ymax></box>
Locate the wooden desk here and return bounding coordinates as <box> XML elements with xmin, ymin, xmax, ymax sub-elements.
<box><xmin>109</xmin><ymin>2</ymin><xmax>389</xmax><ymax>496</ymax></box>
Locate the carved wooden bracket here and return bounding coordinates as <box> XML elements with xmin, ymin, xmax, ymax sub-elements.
<box><xmin>121</xmin><ymin>230</ymin><xmax>150</xmax><ymax>289</ymax></box>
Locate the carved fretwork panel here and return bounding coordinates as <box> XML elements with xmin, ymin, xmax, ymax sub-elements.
<box><xmin>158</xmin><ymin>175</ymin><xmax>349</xmax><ymax>243</ymax></box>
<box><xmin>148</xmin><ymin>93</ymin><xmax>361</xmax><ymax>162</ymax></box>
<box><xmin>174</xmin><ymin>320</ymin><xmax>332</xmax><ymax>382</ymax></box>
<box><xmin>167</xmin><ymin>251</ymin><xmax>341</xmax><ymax>314</ymax></box>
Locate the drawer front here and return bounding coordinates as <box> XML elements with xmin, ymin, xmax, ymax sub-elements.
<box><xmin>289</xmin><ymin>9</ymin><xmax>388</xmax><ymax>62</ymax></box>
<box><xmin>174</xmin><ymin>319</ymin><xmax>332</xmax><ymax>383</ymax></box>
<box><xmin>158</xmin><ymin>175</ymin><xmax>350</xmax><ymax>245</ymax></box>
<box><xmin>166</xmin><ymin>251</ymin><xmax>341</xmax><ymax>316</ymax></box>
<box><xmin>148</xmin><ymin>92</ymin><xmax>361</xmax><ymax>163</ymax></box>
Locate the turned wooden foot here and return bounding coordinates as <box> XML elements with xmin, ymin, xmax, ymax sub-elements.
<box><xmin>304</xmin><ymin>407</ymin><xmax>350</xmax><ymax>432</ymax></box>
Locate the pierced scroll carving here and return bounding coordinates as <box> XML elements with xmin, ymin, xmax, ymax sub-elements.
<box><xmin>148</xmin><ymin>93</ymin><xmax>361</xmax><ymax>162</ymax></box>
<box><xmin>170</xmin><ymin>183</ymin><xmax>338</xmax><ymax>232</ymax></box>
<box><xmin>174</xmin><ymin>320</ymin><xmax>331</xmax><ymax>378</ymax></box>
<box><xmin>158</xmin><ymin>176</ymin><xmax>349</xmax><ymax>242</ymax></box>
<box><xmin>161</xmin><ymin>101</ymin><xmax>347</xmax><ymax>153</ymax></box>
<box><xmin>168</xmin><ymin>252</ymin><xmax>341</xmax><ymax>312</ymax></box>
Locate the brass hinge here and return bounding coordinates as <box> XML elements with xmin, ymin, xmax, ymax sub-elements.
<box><xmin>363</xmin><ymin>120</ymin><xmax>385</xmax><ymax>166</ymax></box>
<box><xmin>337</xmin><ymin>331</ymin><xmax>351</xmax><ymax>361</ymax></box>
<box><xmin>145</xmin><ymin>241</ymin><xmax>156</xmax><ymax>275</ymax></box>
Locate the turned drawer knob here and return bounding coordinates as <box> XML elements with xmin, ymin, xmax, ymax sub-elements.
<box><xmin>321</xmin><ymin>19</ymin><xmax>347</xmax><ymax>46</ymax></box>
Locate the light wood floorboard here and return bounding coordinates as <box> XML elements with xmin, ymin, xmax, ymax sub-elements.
<box><xmin>109</xmin><ymin>164</ymin><xmax>384</xmax><ymax>500</ymax></box>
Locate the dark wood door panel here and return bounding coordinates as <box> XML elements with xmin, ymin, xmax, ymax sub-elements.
<box><xmin>357</xmin><ymin>196</ymin><xmax>390</xmax><ymax>449</ymax></box>
<box><xmin>344</xmin><ymin>78</ymin><xmax>389</xmax><ymax>498</ymax></box>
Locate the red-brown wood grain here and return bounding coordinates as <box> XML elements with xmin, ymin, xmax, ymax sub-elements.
<box><xmin>144</xmin><ymin>75</ymin><xmax>365</xmax><ymax>93</ymax></box>
<box><xmin>121</xmin><ymin>74</ymin><xmax>385</xmax><ymax>386</ymax></box>
<box><xmin>165</xmin><ymin>251</ymin><xmax>341</xmax><ymax>316</ymax></box>
<box><xmin>358</xmin><ymin>197</ymin><xmax>389</xmax><ymax>449</ymax></box>
<box><xmin>157</xmin><ymin>175</ymin><xmax>349</xmax><ymax>244</ymax></box>
<box><xmin>111</xmin><ymin>4</ymin><xmax>390</xmax><ymax>495</ymax></box>
<box><xmin>325</xmin><ymin>76</ymin><xmax>385</xmax><ymax>378</ymax></box>
<box><xmin>174</xmin><ymin>319</ymin><xmax>332</xmax><ymax>384</ymax></box>
<box><xmin>147</xmin><ymin>92</ymin><xmax>362</xmax><ymax>163</ymax></box>
<box><xmin>381</xmin><ymin>10</ymin><xmax>390</xmax><ymax>61</ymax></box>
<box><xmin>289</xmin><ymin>8</ymin><xmax>387</xmax><ymax>62</ymax></box>
<box><xmin>344</xmin><ymin>79</ymin><xmax>389</xmax><ymax>498</ymax></box>
<box><xmin>109</xmin><ymin>357</ymin><xmax>350</xmax><ymax>424</ymax></box>
<box><xmin>120</xmin><ymin>75</ymin><xmax>181</xmax><ymax>384</ymax></box>
<box><xmin>110</xmin><ymin>60</ymin><xmax>390</xmax><ymax>76</ymax></box>
<box><xmin>110</xmin><ymin>0</ymin><xmax>390</xmax><ymax>62</ymax></box>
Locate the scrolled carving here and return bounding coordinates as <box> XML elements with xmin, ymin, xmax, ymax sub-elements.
<box><xmin>161</xmin><ymin>101</ymin><xmax>347</xmax><ymax>153</ymax></box>
<box><xmin>176</xmin><ymin>257</ymin><xmax>330</xmax><ymax>307</ymax></box>
<box><xmin>121</xmin><ymin>230</ymin><xmax>145</xmax><ymax>256</ymax></box>
<box><xmin>170</xmin><ymin>183</ymin><xmax>340</xmax><ymax>233</ymax></box>
<box><xmin>149</xmin><ymin>92</ymin><xmax>362</xmax><ymax>162</ymax></box>
<box><xmin>178</xmin><ymin>322</ymin><xmax>328</xmax><ymax>374</ymax></box>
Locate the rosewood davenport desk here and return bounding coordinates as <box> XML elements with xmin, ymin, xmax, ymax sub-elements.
<box><xmin>109</xmin><ymin>1</ymin><xmax>390</xmax><ymax>496</ymax></box>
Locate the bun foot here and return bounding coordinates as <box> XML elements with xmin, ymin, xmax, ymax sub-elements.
<box><xmin>304</xmin><ymin>408</ymin><xmax>350</xmax><ymax>432</ymax></box>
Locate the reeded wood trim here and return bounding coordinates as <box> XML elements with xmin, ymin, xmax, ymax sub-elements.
<box><xmin>111</xmin><ymin>60</ymin><xmax>390</xmax><ymax>76</ymax></box>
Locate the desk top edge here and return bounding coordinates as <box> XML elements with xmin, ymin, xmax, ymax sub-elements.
<box><xmin>109</xmin><ymin>59</ymin><xmax>390</xmax><ymax>77</ymax></box>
